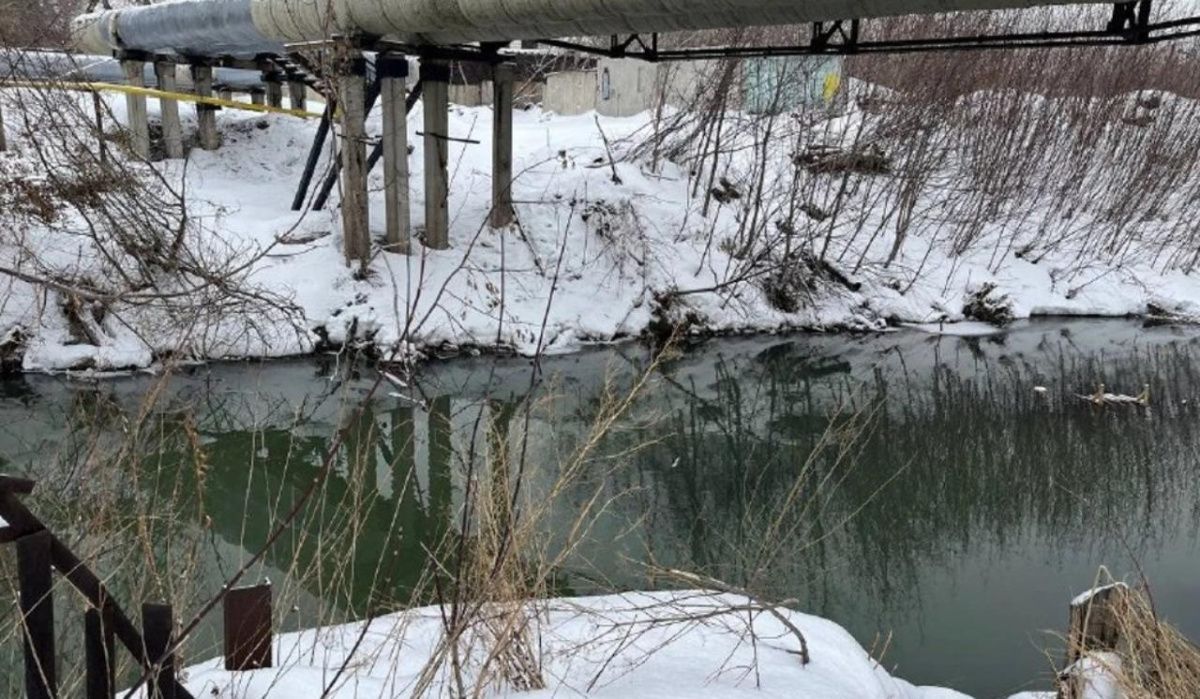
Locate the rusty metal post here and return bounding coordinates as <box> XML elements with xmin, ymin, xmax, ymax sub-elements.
<box><xmin>223</xmin><ymin>583</ymin><xmax>273</xmax><ymax>670</ymax></box>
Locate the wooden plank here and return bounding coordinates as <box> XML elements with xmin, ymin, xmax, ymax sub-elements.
<box><xmin>1066</xmin><ymin>583</ymin><xmax>1128</xmax><ymax>663</ymax></box>
<box><xmin>17</xmin><ymin>530</ymin><xmax>57</xmax><ymax>699</ymax></box>
<box><xmin>143</xmin><ymin>602</ymin><xmax>177</xmax><ymax>699</ymax></box>
<box><xmin>85</xmin><ymin>604</ymin><xmax>115</xmax><ymax>699</ymax></box>
<box><xmin>223</xmin><ymin>583</ymin><xmax>273</xmax><ymax>671</ymax></box>
<box><xmin>0</xmin><ymin>494</ymin><xmax>194</xmax><ymax>698</ymax></box>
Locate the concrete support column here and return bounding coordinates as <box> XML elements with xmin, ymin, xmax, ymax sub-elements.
<box><xmin>421</xmin><ymin>60</ymin><xmax>451</xmax><ymax>250</ymax></box>
<box><xmin>120</xmin><ymin>55</ymin><xmax>150</xmax><ymax>159</ymax></box>
<box><xmin>218</xmin><ymin>88</ymin><xmax>233</xmax><ymax>102</ymax></box>
<box><xmin>288</xmin><ymin>80</ymin><xmax>308</xmax><ymax>112</ymax></box>
<box><xmin>154</xmin><ymin>60</ymin><xmax>184</xmax><ymax>159</ymax></box>
<box><xmin>250</xmin><ymin>89</ymin><xmax>265</xmax><ymax>106</ymax></box>
<box><xmin>263</xmin><ymin>71</ymin><xmax>284</xmax><ymax>109</ymax></box>
<box><xmin>337</xmin><ymin>52</ymin><xmax>371</xmax><ymax>270</ymax></box>
<box><xmin>490</xmin><ymin>62</ymin><xmax>515</xmax><ymax>228</ymax></box>
<box><xmin>190</xmin><ymin>64</ymin><xmax>220</xmax><ymax>151</ymax></box>
<box><xmin>379</xmin><ymin>54</ymin><xmax>411</xmax><ymax>254</ymax></box>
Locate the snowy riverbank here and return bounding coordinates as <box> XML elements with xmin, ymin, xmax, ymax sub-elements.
<box><xmin>148</xmin><ymin>591</ymin><xmax>969</xmax><ymax>699</ymax></box>
<box><xmin>4</xmin><ymin>84</ymin><xmax>1200</xmax><ymax>372</ymax></box>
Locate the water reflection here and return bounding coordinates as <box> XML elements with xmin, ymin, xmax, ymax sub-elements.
<box><xmin>1</xmin><ymin>321</ymin><xmax>1199</xmax><ymax>698</ymax></box>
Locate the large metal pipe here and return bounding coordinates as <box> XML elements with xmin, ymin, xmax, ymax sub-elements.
<box><xmin>73</xmin><ymin>0</ymin><xmax>1107</xmax><ymax>58</ymax></box>
<box><xmin>73</xmin><ymin>0</ymin><xmax>282</xmax><ymax>57</ymax></box>
<box><xmin>1</xmin><ymin>49</ymin><xmax>266</xmax><ymax>90</ymax></box>
<box><xmin>250</xmin><ymin>0</ymin><xmax>1108</xmax><ymax>45</ymax></box>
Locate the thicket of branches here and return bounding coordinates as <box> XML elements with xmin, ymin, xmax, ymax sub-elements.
<box><xmin>633</xmin><ymin>6</ymin><xmax>1200</xmax><ymax>316</ymax></box>
<box><xmin>0</xmin><ymin>49</ymin><xmax>306</xmax><ymax>367</ymax></box>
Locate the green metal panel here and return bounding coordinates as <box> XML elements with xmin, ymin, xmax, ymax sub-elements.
<box><xmin>743</xmin><ymin>55</ymin><xmax>843</xmax><ymax>115</ymax></box>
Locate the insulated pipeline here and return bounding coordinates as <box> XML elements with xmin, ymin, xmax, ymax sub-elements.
<box><xmin>73</xmin><ymin>0</ymin><xmax>1108</xmax><ymax>57</ymax></box>
<box><xmin>1</xmin><ymin>50</ymin><xmax>266</xmax><ymax>90</ymax></box>
<box><xmin>249</xmin><ymin>0</ymin><xmax>1109</xmax><ymax>45</ymax></box>
<box><xmin>73</xmin><ymin>0</ymin><xmax>283</xmax><ymax>57</ymax></box>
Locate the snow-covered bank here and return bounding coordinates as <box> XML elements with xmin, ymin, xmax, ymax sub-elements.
<box><xmin>4</xmin><ymin>83</ymin><xmax>1200</xmax><ymax>372</ymax></box>
<box><xmin>149</xmin><ymin>592</ymin><xmax>967</xmax><ymax>699</ymax></box>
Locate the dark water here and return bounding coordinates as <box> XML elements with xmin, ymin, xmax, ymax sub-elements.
<box><xmin>2</xmin><ymin>319</ymin><xmax>1199</xmax><ymax>698</ymax></box>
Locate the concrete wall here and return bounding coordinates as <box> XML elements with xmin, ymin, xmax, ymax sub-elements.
<box><xmin>658</xmin><ymin>60</ymin><xmax>721</xmax><ymax>110</ymax></box>
<box><xmin>435</xmin><ymin>55</ymin><xmax>844</xmax><ymax>117</ymax></box>
<box><xmin>595</xmin><ymin>58</ymin><xmax>657</xmax><ymax>117</ymax></box>
<box><xmin>544</xmin><ymin>70</ymin><xmax>597</xmax><ymax>115</ymax></box>
<box><xmin>449</xmin><ymin>81</ymin><xmax>494</xmax><ymax>107</ymax></box>
<box><xmin>538</xmin><ymin>59</ymin><xmax>711</xmax><ymax>118</ymax></box>
<box><xmin>514</xmin><ymin>80</ymin><xmax>544</xmax><ymax>109</ymax></box>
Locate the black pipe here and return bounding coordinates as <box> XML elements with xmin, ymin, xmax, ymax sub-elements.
<box><xmin>291</xmin><ymin>99</ymin><xmax>335</xmax><ymax>211</ymax></box>
<box><xmin>313</xmin><ymin>74</ymin><xmax>384</xmax><ymax>211</ymax></box>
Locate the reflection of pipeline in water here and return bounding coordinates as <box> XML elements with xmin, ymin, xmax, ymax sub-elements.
<box><xmin>190</xmin><ymin>406</ymin><xmax>445</xmax><ymax>615</ymax></box>
<box><xmin>186</xmin><ymin>392</ymin><xmax>549</xmax><ymax>615</ymax></box>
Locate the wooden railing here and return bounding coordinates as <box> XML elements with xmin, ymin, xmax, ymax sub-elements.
<box><xmin>0</xmin><ymin>475</ymin><xmax>193</xmax><ymax>698</ymax></box>
<box><xmin>1</xmin><ymin>475</ymin><xmax>277</xmax><ymax>699</ymax></box>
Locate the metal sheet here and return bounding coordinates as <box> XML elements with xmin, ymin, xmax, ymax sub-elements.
<box><xmin>223</xmin><ymin>584</ymin><xmax>273</xmax><ymax>672</ymax></box>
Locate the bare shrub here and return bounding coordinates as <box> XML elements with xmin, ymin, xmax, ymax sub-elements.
<box><xmin>0</xmin><ymin>64</ymin><xmax>305</xmax><ymax>368</ymax></box>
<box><xmin>627</xmin><ymin>7</ymin><xmax>1200</xmax><ymax>318</ymax></box>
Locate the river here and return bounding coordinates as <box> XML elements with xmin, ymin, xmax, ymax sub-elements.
<box><xmin>1</xmin><ymin>319</ymin><xmax>1197</xmax><ymax>698</ymax></box>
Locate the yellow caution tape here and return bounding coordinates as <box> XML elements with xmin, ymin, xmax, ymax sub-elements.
<box><xmin>1</xmin><ymin>80</ymin><xmax>324</xmax><ymax>119</ymax></box>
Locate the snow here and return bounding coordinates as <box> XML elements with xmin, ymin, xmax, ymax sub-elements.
<box><xmin>906</xmin><ymin>321</ymin><xmax>1005</xmax><ymax>336</ymax></box>
<box><xmin>1071</xmin><ymin>582</ymin><xmax>1128</xmax><ymax>607</ymax></box>
<box><xmin>141</xmin><ymin>592</ymin><xmax>968</xmax><ymax>699</ymax></box>
<box><xmin>5</xmin><ymin>83</ymin><xmax>1200</xmax><ymax>372</ymax></box>
<box><xmin>1059</xmin><ymin>653</ymin><xmax>1124</xmax><ymax>699</ymax></box>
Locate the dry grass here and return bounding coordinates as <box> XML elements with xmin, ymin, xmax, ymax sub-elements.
<box><xmin>1061</xmin><ymin>575</ymin><xmax>1200</xmax><ymax>699</ymax></box>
